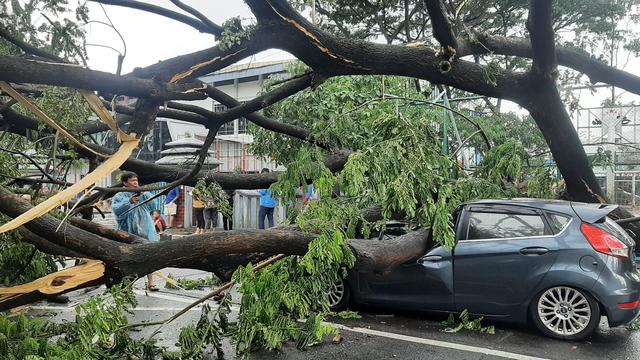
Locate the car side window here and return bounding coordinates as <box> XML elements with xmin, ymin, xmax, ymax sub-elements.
<box><xmin>546</xmin><ymin>213</ymin><xmax>571</xmax><ymax>234</ymax></box>
<box><xmin>466</xmin><ymin>211</ymin><xmax>546</xmax><ymax>240</ymax></box>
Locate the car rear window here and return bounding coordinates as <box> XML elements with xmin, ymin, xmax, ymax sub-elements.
<box><xmin>546</xmin><ymin>213</ymin><xmax>571</xmax><ymax>234</ymax></box>
<box><xmin>601</xmin><ymin>217</ymin><xmax>635</xmax><ymax>247</ymax></box>
<box><xmin>467</xmin><ymin>211</ymin><xmax>546</xmax><ymax>240</ymax></box>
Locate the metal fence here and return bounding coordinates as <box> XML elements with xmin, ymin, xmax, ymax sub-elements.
<box><xmin>233</xmin><ymin>190</ymin><xmax>288</xmax><ymax>229</ymax></box>
<box><xmin>613</xmin><ymin>171</ymin><xmax>640</xmax><ymax>206</ymax></box>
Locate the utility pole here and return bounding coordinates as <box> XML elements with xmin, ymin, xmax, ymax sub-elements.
<box><xmin>311</xmin><ymin>0</ymin><xmax>316</xmax><ymax>25</ymax></box>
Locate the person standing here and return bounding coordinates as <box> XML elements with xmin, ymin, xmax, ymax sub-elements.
<box><xmin>302</xmin><ymin>183</ymin><xmax>315</xmax><ymax>208</ymax></box>
<box><xmin>223</xmin><ymin>189</ymin><xmax>234</xmax><ymax>230</ymax></box>
<box><xmin>203</xmin><ymin>195</ymin><xmax>218</xmax><ymax>232</ymax></box>
<box><xmin>192</xmin><ymin>195</ymin><xmax>205</xmax><ymax>235</ymax></box>
<box><xmin>258</xmin><ymin>168</ymin><xmax>277</xmax><ymax>229</ymax></box>
<box><xmin>164</xmin><ymin>186</ymin><xmax>180</xmax><ymax>228</ymax></box>
<box><xmin>112</xmin><ymin>171</ymin><xmax>159</xmax><ymax>291</ymax></box>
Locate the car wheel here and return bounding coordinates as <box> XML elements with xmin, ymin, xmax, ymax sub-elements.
<box><xmin>328</xmin><ymin>278</ymin><xmax>350</xmax><ymax>312</ymax></box>
<box><xmin>530</xmin><ymin>286</ymin><xmax>600</xmax><ymax>341</ymax></box>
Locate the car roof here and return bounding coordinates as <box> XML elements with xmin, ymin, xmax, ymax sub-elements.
<box><xmin>462</xmin><ymin>198</ymin><xmax>618</xmax><ymax>222</ymax></box>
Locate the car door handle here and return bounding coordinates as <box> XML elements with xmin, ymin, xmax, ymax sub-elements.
<box><xmin>520</xmin><ymin>247</ymin><xmax>549</xmax><ymax>255</ymax></box>
<box><xmin>418</xmin><ymin>255</ymin><xmax>443</xmax><ymax>263</ymax></box>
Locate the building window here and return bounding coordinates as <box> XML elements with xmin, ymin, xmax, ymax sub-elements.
<box><xmin>213</xmin><ymin>79</ymin><xmax>234</xmax><ymax>86</ymax></box>
<box><xmin>214</xmin><ymin>104</ymin><xmax>234</xmax><ymax>135</ymax></box>
<box><xmin>238</xmin><ymin>118</ymin><xmax>248</xmax><ymax>134</ymax></box>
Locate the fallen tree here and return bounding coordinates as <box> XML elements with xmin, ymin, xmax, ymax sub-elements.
<box><xmin>0</xmin><ymin>185</ymin><xmax>430</xmax><ymax>311</ymax></box>
<box><xmin>1</xmin><ymin>0</ymin><xmax>640</xmax><ymax>355</ymax></box>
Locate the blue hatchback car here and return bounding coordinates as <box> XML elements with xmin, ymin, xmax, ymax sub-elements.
<box><xmin>329</xmin><ymin>199</ymin><xmax>640</xmax><ymax>340</ymax></box>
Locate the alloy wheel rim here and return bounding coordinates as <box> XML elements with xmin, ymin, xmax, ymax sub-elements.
<box><xmin>328</xmin><ymin>279</ymin><xmax>345</xmax><ymax>308</ymax></box>
<box><xmin>537</xmin><ymin>286</ymin><xmax>591</xmax><ymax>336</ymax></box>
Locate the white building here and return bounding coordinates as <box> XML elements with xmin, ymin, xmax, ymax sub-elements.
<box><xmin>164</xmin><ymin>60</ymin><xmax>293</xmax><ymax>173</ymax></box>
<box><xmin>574</xmin><ymin>105</ymin><xmax>640</xmax><ymax>205</ymax></box>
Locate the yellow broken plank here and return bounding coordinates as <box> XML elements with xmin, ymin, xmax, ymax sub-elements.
<box><xmin>153</xmin><ymin>272</ymin><xmax>180</xmax><ymax>288</ymax></box>
<box><xmin>0</xmin><ymin>260</ymin><xmax>105</xmax><ymax>299</ymax></box>
<box><xmin>79</xmin><ymin>90</ymin><xmax>136</xmax><ymax>142</ymax></box>
<box><xmin>0</xmin><ymin>82</ymin><xmax>112</xmax><ymax>158</ymax></box>
<box><xmin>0</xmin><ymin>139</ymin><xmax>139</xmax><ymax>234</ymax></box>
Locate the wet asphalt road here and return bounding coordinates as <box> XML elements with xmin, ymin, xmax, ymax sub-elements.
<box><xmin>29</xmin><ymin>267</ymin><xmax>640</xmax><ymax>360</ymax></box>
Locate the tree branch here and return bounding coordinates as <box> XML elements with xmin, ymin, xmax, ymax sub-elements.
<box><xmin>0</xmin><ymin>55</ymin><xmax>207</xmax><ymax>101</ymax></box>
<box><xmin>128</xmin><ymin>25</ymin><xmax>276</xmax><ymax>82</ymax></box>
<box><xmin>424</xmin><ymin>0</ymin><xmax>458</xmax><ymax>56</ymax></box>
<box><xmin>526</xmin><ymin>0</ymin><xmax>557</xmax><ymax>77</ymax></box>
<box><xmin>0</xmin><ymin>146</ymin><xmax>56</xmax><ymax>183</ymax></box>
<box><xmin>168</xmin><ymin>0</ymin><xmax>223</xmax><ymax>36</ymax></box>
<box><xmin>458</xmin><ymin>33</ymin><xmax>640</xmax><ymax>96</ymax></box>
<box><xmin>90</xmin><ymin>0</ymin><xmax>222</xmax><ymax>36</ymax></box>
<box><xmin>204</xmin><ymin>86</ymin><xmax>329</xmax><ymax>149</ymax></box>
<box><xmin>0</xmin><ymin>26</ymin><xmax>66</xmax><ymax>63</ymax></box>
<box><xmin>245</xmin><ymin>0</ymin><xmax>528</xmax><ymax>103</ymax></box>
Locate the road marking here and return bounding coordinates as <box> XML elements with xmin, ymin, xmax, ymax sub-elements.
<box><xmin>30</xmin><ymin>305</ymin><xmax>200</xmax><ymax>312</ymax></box>
<box><xmin>327</xmin><ymin>322</ymin><xmax>550</xmax><ymax>360</ymax></box>
<box><xmin>30</xmin><ymin>304</ymin><xmax>242</xmax><ymax>312</ymax></box>
<box><xmin>132</xmin><ymin>289</ymin><xmax>199</xmax><ymax>304</ymax></box>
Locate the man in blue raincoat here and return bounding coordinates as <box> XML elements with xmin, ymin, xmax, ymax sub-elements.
<box><xmin>112</xmin><ymin>171</ymin><xmax>159</xmax><ymax>291</ymax></box>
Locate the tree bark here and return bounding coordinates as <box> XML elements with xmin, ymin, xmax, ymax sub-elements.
<box><xmin>0</xmin><ymin>55</ymin><xmax>207</xmax><ymax>101</ymax></box>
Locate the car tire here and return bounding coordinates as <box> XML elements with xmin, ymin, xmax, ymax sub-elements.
<box><xmin>328</xmin><ymin>278</ymin><xmax>351</xmax><ymax>312</ymax></box>
<box><xmin>530</xmin><ymin>286</ymin><xmax>600</xmax><ymax>341</ymax></box>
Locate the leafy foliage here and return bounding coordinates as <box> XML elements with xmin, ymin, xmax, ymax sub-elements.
<box><xmin>164</xmin><ymin>294</ymin><xmax>232</xmax><ymax>360</ymax></box>
<box><xmin>232</xmin><ymin>229</ymin><xmax>354</xmax><ymax>354</ymax></box>
<box><xmin>0</xmin><ymin>0</ymin><xmax>88</xmax><ymax>61</ymax></box>
<box><xmin>255</xmin><ymin>73</ymin><xmax>556</xmax><ymax>249</ymax></box>
<box><xmin>193</xmin><ymin>178</ymin><xmax>233</xmax><ymax>218</ymax></box>
<box><xmin>475</xmin><ymin>139</ymin><xmax>528</xmax><ymax>184</ymax></box>
<box><xmin>0</xmin><ymin>214</ymin><xmax>58</xmax><ymax>286</ymax></box>
<box><xmin>0</xmin><ymin>281</ymin><xmax>163</xmax><ymax>360</ymax></box>
<box><xmin>164</xmin><ymin>274</ymin><xmax>221</xmax><ymax>290</ymax></box>
<box><xmin>627</xmin><ymin>319</ymin><xmax>640</xmax><ymax>330</ymax></box>
<box><xmin>444</xmin><ymin>309</ymin><xmax>495</xmax><ymax>334</ymax></box>
<box><xmin>218</xmin><ymin>17</ymin><xmax>256</xmax><ymax>51</ymax></box>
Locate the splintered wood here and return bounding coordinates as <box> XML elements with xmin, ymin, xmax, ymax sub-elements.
<box><xmin>0</xmin><ymin>81</ymin><xmax>143</xmax><ymax>235</ymax></box>
<box><xmin>0</xmin><ymin>139</ymin><xmax>139</xmax><ymax>234</ymax></box>
<box><xmin>0</xmin><ymin>81</ymin><xmax>112</xmax><ymax>157</ymax></box>
<box><xmin>0</xmin><ymin>260</ymin><xmax>105</xmax><ymax>308</ymax></box>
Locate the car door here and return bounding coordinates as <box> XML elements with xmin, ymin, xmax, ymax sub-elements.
<box><xmin>354</xmin><ymin>246</ymin><xmax>454</xmax><ymax>311</ymax></box>
<box><xmin>453</xmin><ymin>205</ymin><xmax>559</xmax><ymax>316</ymax></box>
<box><xmin>353</xmin><ymin>209</ymin><xmax>463</xmax><ymax>312</ymax></box>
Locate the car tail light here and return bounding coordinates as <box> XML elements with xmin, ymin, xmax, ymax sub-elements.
<box><xmin>580</xmin><ymin>223</ymin><xmax>629</xmax><ymax>259</ymax></box>
<box><xmin>618</xmin><ymin>300</ymin><xmax>640</xmax><ymax>310</ymax></box>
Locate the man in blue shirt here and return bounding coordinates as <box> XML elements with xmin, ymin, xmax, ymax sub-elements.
<box><xmin>258</xmin><ymin>168</ymin><xmax>277</xmax><ymax>229</ymax></box>
<box><xmin>302</xmin><ymin>184</ymin><xmax>314</xmax><ymax>208</ymax></box>
<box><xmin>112</xmin><ymin>171</ymin><xmax>159</xmax><ymax>291</ymax></box>
<box><xmin>164</xmin><ymin>186</ymin><xmax>180</xmax><ymax>228</ymax></box>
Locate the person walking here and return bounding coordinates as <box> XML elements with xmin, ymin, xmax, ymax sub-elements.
<box><xmin>164</xmin><ymin>186</ymin><xmax>180</xmax><ymax>228</ymax></box>
<box><xmin>258</xmin><ymin>168</ymin><xmax>277</xmax><ymax>229</ymax></box>
<box><xmin>112</xmin><ymin>171</ymin><xmax>159</xmax><ymax>291</ymax></box>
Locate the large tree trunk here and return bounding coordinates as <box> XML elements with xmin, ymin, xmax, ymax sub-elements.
<box><xmin>0</xmin><ymin>185</ymin><xmax>431</xmax><ymax>309</ymax></box>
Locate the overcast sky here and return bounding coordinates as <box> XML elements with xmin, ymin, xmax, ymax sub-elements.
<box><xmin>85</xmin><ymin>1</ymin><xmax>293</xmax><ymax>74</ymax></box>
